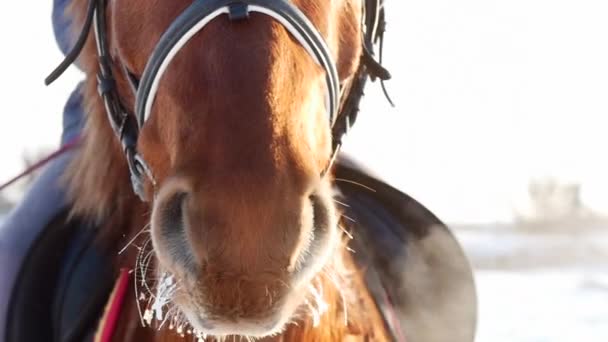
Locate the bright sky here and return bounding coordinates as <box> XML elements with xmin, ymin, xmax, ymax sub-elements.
<box><xmin>1</xmin><ymin>0</ymin><xmax>607</xmax><ymax>223</ymax></box>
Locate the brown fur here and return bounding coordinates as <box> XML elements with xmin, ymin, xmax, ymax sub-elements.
<box><xmin>64</xmin><ymin>0</ymin><xmax>389</xmax><ymax>340</ymax></box>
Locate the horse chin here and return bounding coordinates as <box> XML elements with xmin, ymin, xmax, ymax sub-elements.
<box><xmin>178</xmin><ymin>306</ymin><xmax>289</xmax><ymax>338</ymax></box>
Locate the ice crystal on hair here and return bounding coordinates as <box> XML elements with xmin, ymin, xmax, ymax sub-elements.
<box><xmin>151</xmin><ymin>272</ymin><xmax>176</xmax><ymax>321</ymax></box>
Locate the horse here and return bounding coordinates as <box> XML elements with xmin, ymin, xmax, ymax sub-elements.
<box><xmin>4</xmin><ymin>0</ymin><xmax>477</xmax><ymax>341</ymax></box>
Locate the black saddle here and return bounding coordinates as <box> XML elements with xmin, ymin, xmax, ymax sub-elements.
<box><xmin>5</xmin><ymin>158</ymin><xmax>477</xmax><ymax>342</ymax></box>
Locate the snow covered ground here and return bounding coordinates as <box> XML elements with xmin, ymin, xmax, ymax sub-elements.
<box><xmin>454</xmin><ymin>225</ymin><xmax>608</xmax><ymax>342</ymax></box>
<box><xmin>474</xmin><ymin>270</ymin><xmax>608</xmax><ymax>342</ymax></box>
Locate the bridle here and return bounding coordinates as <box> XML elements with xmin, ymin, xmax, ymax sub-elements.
<box><xmin>46</xmin><ymin>0</ymin><xmax>391</xmax><ymax>201</ymax></box>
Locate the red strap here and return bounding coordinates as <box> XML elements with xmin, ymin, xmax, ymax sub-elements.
<box><xmin>96</xmin><ymin>268</ymin><xmax>131</xmax><ymax>342</ymax></box>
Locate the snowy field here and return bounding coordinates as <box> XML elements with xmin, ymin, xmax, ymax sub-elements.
<box><xmin>474</xmin><ymin>270</ymin><xmax>608</xmax><ymax>342</ymax></box>
<box><xmin>455</xmin><ymin>225</ymin><xmax>608</xmax><ymax>342</ymax></box>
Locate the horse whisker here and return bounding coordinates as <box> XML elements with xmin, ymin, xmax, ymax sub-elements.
<box><xmin>322</xmin><ymin>269</ymin><xmax>348</xmax><ymax>326</ymax></box>
<box><xmin>333</xmin><ymin>199</ymin><xmax>350</xmax><ymax>208</ymax></box>
<box><xmin>304</xmin><ymin>298</ymin><xmax>321</xmax><ymax>327</ymax></box>
<box><xmin>340</xmin><ymin>213</ymin><xmax>356</xmax><ymax>223</ymax></box>
<box><xmin>338</xmin><ymin>224</ymin><xmax>354</xmax><ymax>240</ymax></box>
<box><xmin>134</xmin><ymin>268</ymin><xmax>146</xmax><ymax>327</ymax></box>
<box><xmin>157</xmin><ymin>305</ymin><xmax>177</xmax><ymax>330</ymax></box>
<box><xmin>118</xmin><ymin>223</ymin><xmax>151</xmax><ymax>255</ymax></box>
<box><xmin>333</xmin><ymin>178</ymin><xmax>376</xmax><ymax>192</ymax></box>
<box><xmin>137</xmin><ymin>239</ymin><xmax>157</xmax><ymax>297</ymax></box>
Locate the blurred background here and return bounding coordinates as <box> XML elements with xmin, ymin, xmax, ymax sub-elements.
<box><xmin>1</xmin><ymin>0</ymin><xmax>607</xmax><ymax>341</ymax></box>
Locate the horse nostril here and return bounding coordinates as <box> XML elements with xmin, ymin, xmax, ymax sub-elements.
<box><xmin>154</xmin><ymin>190</ymin><xmax>197</xmax><ymax>271</ymax></box>
<box><xmin>159</xmin><ymin>192</ymin><xmax>188</xmax><ymax>232</ymax></box>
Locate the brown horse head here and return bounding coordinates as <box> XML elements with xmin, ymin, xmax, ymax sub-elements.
<box><xmin>66</xmin><ymin>0</ymin><xmax>364</xmax><ymax>337</ymax></box>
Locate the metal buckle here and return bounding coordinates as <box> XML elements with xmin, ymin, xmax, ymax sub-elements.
<box><xmin>126</xmin><ymin>149</ymin><xmax>155</xmax><ymax>202</ymax></box>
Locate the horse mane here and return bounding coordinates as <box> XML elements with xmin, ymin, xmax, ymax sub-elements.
<box><xmin>61</xmin><ymin>0</ymin><xmax>390</xmax><ymax>340</ymax></box>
